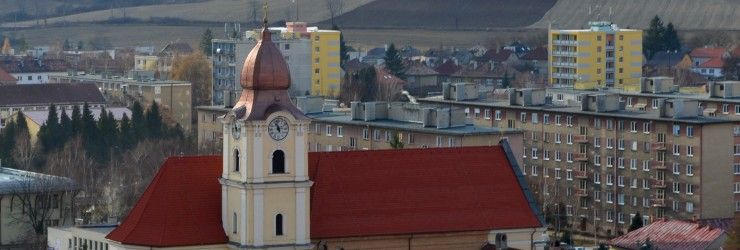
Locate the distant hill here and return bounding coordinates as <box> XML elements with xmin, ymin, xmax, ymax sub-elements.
<box><xmin>531</xmin><ymin>0</ymin><xmax>740</xmax><ymax>30</ymax></box>
<box><xmin>328</xmin><ymin>0</ymin><xmax>557</xmax><ymax>29</ymax></box>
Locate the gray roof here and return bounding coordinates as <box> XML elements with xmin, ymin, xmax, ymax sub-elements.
<box><xmin>547</xmin><ymin>87</ymin><xmax>740</xmax><ymax>104</ymax></box>
<box><xmin>0</xmin><ymin>167</ymin><xmax>77</xmax><ymax>195</ymax></box>
<box><xmin>54</xmin><ymin>75</ymin><xmax>191</xmax><ymax>86</ymax></box>
<box><xmin>0</xmin><ymin>83</ymin><xmax>105</xmax><ymax>107</ymax></box>
<box><xmin>420</xmin><ymin>95</ymin><xmax>736</xmax><ymax>124</ymax></box>
<box><xmin>307</xmin><ymin>112</ymin><xmax>522</xmax><ymax>136</ymax></box>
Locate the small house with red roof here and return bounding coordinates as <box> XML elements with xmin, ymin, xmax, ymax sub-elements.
<box><xmin>0</xmin><ymin>68</ymin><xmax>16</xmax><ymax>85</ymax></box>
<box><xmin>608</xmin><ymin>219</ymin><xmax>727</xmax><ymax>250</ymax></box>
<box><xmin>689</xmin><ymin>47</ymin><xmax>730</xmax><ymax>78</ymax></box>
<box><xmin>48</xmin><ymin>17</ymin><xmax>546</xmax><ymax>250</ymax></box>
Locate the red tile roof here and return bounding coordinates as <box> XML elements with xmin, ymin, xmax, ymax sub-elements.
<box><xmin>106</xmin><ymin>156</ymin><xmax>228</xmax><ymax>247</ymax></box>
<box><xmin>0</xmin><ymin>68</ymin><xmax>16</xmax><ymax>84</ymax></box>
<box><xmin>690</xmin><ymin>47</ymin><xmax>727</xmax><ymax>59</ymax></box>
<box><xmin>308</xmin><ymin>145</ymin><xmax>543</xmax><ymax>239</ymax></box>
<box><xmin>609</xmin><ymin>219</ymin><xmax>726</xmax><ymax>250</ymax></box>
<box><xmin>698</xmin><ymin>57</ymin><xmax>725</xmax><ymax>68</ymax></box>
<box><xmin>107</xmin><ymin>144</ymin><xmax>543</xmax><ymax>247</ymax></box>
<box><xmin>483</xmin><ymin>49</ymin><xmax>514</xmax><ymax>63</ymax></box>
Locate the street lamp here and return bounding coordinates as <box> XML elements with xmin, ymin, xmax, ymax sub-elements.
<box><xmin>666</xmin><ymin>50</ymin><xmax>678</xmax><ymax>70</ymax></box>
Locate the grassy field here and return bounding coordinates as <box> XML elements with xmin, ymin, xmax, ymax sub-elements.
<box><xmin>532</xmin><ymin>0</ymin><xmax>740</xmax><ymax>30</ymax></box>
<box><xmin>1</xmin><ymin>0</ymin><xmax>374</xmax><ymax>28</ymax></box>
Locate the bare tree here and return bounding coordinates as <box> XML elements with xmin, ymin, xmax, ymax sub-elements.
<box><xmin>7</xmin><ymin>170</ymin><xmax>76</xmax><ymax>248</ymax></box>
<box><xmin>325</xmin><ymin>0</ymin><xmax>345</xmax><ymax>26</ymax></box>
<box><xmin>11</xmin><ymin>132</ymin><xmax>37</xmax><ymax>172</ymax></box>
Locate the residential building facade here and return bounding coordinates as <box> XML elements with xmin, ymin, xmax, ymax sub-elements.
<box><xmin>421</xmin><ymin>85</ymin><xmax>736</xmax><ymax>237</ymax></box>
<box><xmin>0</xmin><ymin>83</ymin><xmax>106</xmax><ymax>130</ymax></box>
<box><xmin>549</xmin><ymin>21</ymin><xmax>642</xmax><ymax>90</ymax></box>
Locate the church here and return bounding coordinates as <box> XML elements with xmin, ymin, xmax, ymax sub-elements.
<box><xmin>97</xmin><ymin>18</ymin><xmax>545</xmax><ymax>250</ymax></box>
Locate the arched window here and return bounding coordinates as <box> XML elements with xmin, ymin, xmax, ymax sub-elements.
<box><xmin>275</xmin><ymin>214</ymin><xmax>284</xmax><ymax>236</ymax></box>
<box><xmin>232</xmin><ymin>212</ymin><xmax>237</xmax><ymax>234</ymax></box>
<box><xmin>272</xmin><ymin>150</ymin><xmax>285</xmax><ymax>174</ymax></box>
<box><xmin>234</xmin><ymin>149</ymin><xmax>240</xmax><ymax>172</ymax></box>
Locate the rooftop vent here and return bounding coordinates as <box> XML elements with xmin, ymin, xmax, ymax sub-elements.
<box><xmin>708</xmin><ymin>81</ymin><xmax>740</xmax><ymax>99</ymax></box>
<box><xmin>508</xmin><ymin>88</ymin><xmax>546</xmax><ymax>106</ymax></box>
<box><xmin>580</xmin><ymin>93</ymin><xmax>622</xmax><ymax>112</ymax></box>
<box><xmin>640</xmin><ymin>77</ymin><xmax>675</xmax><ymax>94</ymax></box>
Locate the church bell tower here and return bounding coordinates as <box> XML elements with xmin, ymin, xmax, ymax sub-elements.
<box><xmin>219</xmin><ymin>11</ymin><xmax>312</xmax><ymax>249</ymax></box>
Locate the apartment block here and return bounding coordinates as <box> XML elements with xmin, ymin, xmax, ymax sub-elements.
<box><xmin>53</xmin><ymin>75</ymin><xmax>193</xmax><ymax>132</ymax></box>
<box><xmin>211</xmin><ymin>22</ymin><xmax>339</xmax><ymax>105</ymax></box>
<box><xmin>420</xmin><ymin>84</ymin><xmax>736</xmax><ymax>237</ymax></box>
<box><xmin>549</xmin><ymin>21</ymin><xmax>642</xmax><ymax>90</ymax></box>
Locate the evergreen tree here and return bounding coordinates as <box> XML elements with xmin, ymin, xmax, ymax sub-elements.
<box><xmin>664</xmin><ymin>23</ymin><xmax>681</xmax><ymax>52</ymax></box>
<box><xmin>644</xmin><ymin>15</ymin><xmax>666</xmax><ymax>59</ymax></box>
<box><xmin>145</xmin><ymin>101</ymin><xmax>163</xmax><ymax>139</ymax></box>
<box><xmin>389</xmin><ymin>131</ymin><xmax>404</xmax><ymax>149</ymax></box>
<box><xmin>333</xmin><ymin>25</ymin><xmax>350</xmax><ymax>66</ymax></box>
<box><xmin>71</xmin><ymin>105</ymin><xmax>82</xmax><ymax>135</ymax></box>
<box><xmin>59</xmin><ymin>108</ymin><xmax>72</xmax><ymax>143</ymax></box>
<box><xmin>81</xmin><ymin>103</ymin><xmax>100</xmax><ymax>160</ymax></box>
<box><xmin>131</xmin><ymin>101</ymin><xmax>147</xmax><ymax>140</ymax></box>
<box><xmin>629</xmin><ymin>212</ymin><xmax>644</xmax><ymax>232</ymax></box>
<box><xmin>118</xmin><ymin>113</ymin><xmax>134</xmax><ymax>150</ymax></box>
<box><xmin>0</xmin><ymin>119</ymin><xmax>17</xmax><ymax>165</ymax></box>
<box><xmin>200</xmin><ymin>29</ymin><xmax>214</xmax><ymax>56</ymax></box>
<box><xmin>384</xmin><ymin>43</ymin><xmax>406</xmax><ymax>80</ymax></box>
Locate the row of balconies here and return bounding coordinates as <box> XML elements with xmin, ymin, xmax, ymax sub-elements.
<box><xmin>552</xmin><ymin>51</ymin><xmax>578</xmax><ymax>57</ymax></box>
<box><xmin>553</xmin><ymin>73</ymin><xmax>578</xmax><ymax>79</ymax></box>
<box><xmin>552</xmin><ymin>62</ymin><xmax>577</xmax><ymax>68</ymax></box>
<box><xmin>552</xmin><ymin>40</ymin><xmax>579</xmax><ymax>46</ymax></box>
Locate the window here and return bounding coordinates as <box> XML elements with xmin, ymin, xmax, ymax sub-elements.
<box><xmin>630</xmin><ymin>159</ymin><xmax>637</xmax><ymax>170</ymax></box>
<box><xmin>631</xmin><ymin>178</ymin><xmax>638</xmax><ymax>188</ymax></box>
<box><xmin>630</xmin><ymin>121</ymin><xmax>637</xmax><ymax>132</ymax></box>
<box><xmin>618</xmin><ymin>120</ymin><xmax>625</xmax><ymax>130</ymax></box>
<box><xmin>723</xmin><ymin>104</ymin><xmax>730</xmax><ymax>114</ymax></box>
<box><xmin>543</xmin><ymin>114</ymin><xmax>550</xmax><ymax>124</ymax></box>
<box><xmin>567</xmin><ymin>152</ymin><xmax>573</xmax><ymax>162</ymax></box>
<box><xmin>373</xmin><ymin>130</ymin><xmax>381</xmax><ymax>141</ymax></box>
<box><xmin>531</xmin><ymin>148</ymin><xmax>538</xmax><ymax>159</ymax></box>
<box><xmin>555</xmin><ymin>151</ymin><xmax>561</xmax><ymax>161</ymax></box>
<box><xmin>566</xmin><ymin>116</ymin><xmax>573</xmax><ymax>126</ymax></box>
<box><xmin>448</xmin><ymin>137</ymin><xmax>457</xmax><ymax>147</ymax></box>
<box><xmin>566</xmin><ymin>205</ymin><xmax>573</xmax><ymax>216</ymax></box>
<box><xmin>735</xmin><ymin>144</ymin><xmax>740</xmax><ymax>155</ymax></box>
<box><xmin>594</xmin><ymin>137</ymin><xmax>601</xmax><ymax>147</ymax></box>
<box><xmin>618</xmin><ymin>139</ymin><xmax>625</xmax><ymax>150</ymax></box>
<box><xmin>643</xmin><ymin>197</ymin><xmax>650</xmax><ymax>207</ymax></box>
<box><xmin>618</xmin><ymin>176</ymin><xmax>625</xmax><ymax>186</ymax></box>
<box><xmin>594</xmin><ymin>191</ymin><xmax>601</xmax><ymax>201</ymax></box>
<box><xmin>555</xmin><ymin>115</ymin><xmax>561</xmax><ymax>125</ymax></box>
<box><xmin>673</xmin><ymin>182</ymin><xmax>680</xmax><ymax>193</ymax></box>
<box><xmin>520</xmin><ymin>112</ymin><xmax>526</xmax><ymax>122</ymax></box>
<box><xmin>673</xmin><ymin>144</ymin><xmax>680</xmax><ymax>155</ymax></box>
<box><xmin>643</xmin><ymin>179</ymin><xmax>650</xmax><ymax>189</ymax></box>
<box><xmin>606</xmin><ymin>156</ymin><xmax>614</xmax><ymax>167</ymax></box>
<box><xmin>642</xmin><ymin>160</ymin><xmax>650</xmax><ymax>171</ymax></box>
<box><xmin>233</xmin><ymin>213</ymin><xmax>238</xmax><ymax>234</ymax></box>
<box><xmin>673</xmin><ymin>124</ymin><xmax>681</xmax><ymax>136</ymax></box>
<box><xmin>594</xmin><ymin>118</ymin><xmax>601</xmax><ymax>129</ymax></box>
<box><xmin>687</xmin><ymin>164</ymin><xmax>694</xmax><ymax>176</ymax></box>
<box><xmin>618</xmin><ymin>194</ymin><xmax>625</xmax><ymax>205</ymax></box>
<box><xmin>544</xmin><ymin>150</ymin><xmax>550</xmax><ymax>160</ymax></box>
<box><xmin>272</xmin><ymin>150</ymin><xmax>285</xmax><ymax>174</ymax></box>
<box><xmin>314</xmin><ymin>123</ymin><xmax>321</xmax><ymax>133</ymax></box>
<box><xmin>284</xmin><ymin>44</ymin><xmax>290</xmax><ymax>50</ymax></box>
<box><xmin>686</xmin><ymin>126</ymin><xmax>694</xmax><ymax>137</ymax></box>
<box><xmin>336</xmin><ymin>126</ymin><xmax>343</xmax><ymax>137</ymax></box>
<box><xmin>555</xmin><ymin>133</ymin><xmax>562</xmax><ymax>143</ymax></box>
<box><xmin>234</xmin><ymin>149</ymin><xmax>240</xmax><ymax>172</ymax></box>
<box><xmin>362</xmin><ymin>128</ymin><xmax>369</xmax><ymax>140</ymax></box>
<box><xmin>594</xmin><ymin>172</ymin><xmax>601</xmax><ymax>184</ymax></box>
<box><xmin>652</xmin><ymin>99</ymin><xmax>659</xmax><ymax>109</ymax></box>
<box><xmin>594</xmin><ymin>155</ymin><xmax>601</xmax><ymax>166</ymax></box>
<box><xmin>495</xmin><ymin>110</ymin><xmax>502</xmax><ymax>120</ymax></box>
<box><xmin>606</xmin><ymin>191</ymin><xmax>613</xmax><ymax>203</ymax></box>
<box><xmin>643</xmin><ymin>122</ymin><xmax>651</xmax><ymax>133</ymax></box>
<box><xmin>735</xmin><ymin>164</ymin><xmax>740</xmax><ymax>175</ymax></box>
<box><xmin>607</xmin><ymin>138</ymin><xmax>614</xmax><ymax>148</ymax></box>
<box><xmin>686</xmin><ymin>202</ymin><xmax>694</xmax><ymax>213</ymax></box>
<box><xmin>532</xmin><ymin>113</ymin><xmax>538</xmax><ymax>123</ymax></box>
<box><xmin>673</xmin><ymin>200</ymin><xmax>680</xmax><ymax>211</ymax></box>
<box><xmin>606</xmin><ymin>174</ymin><xmax>614</xmax><ymax>185</ymax></box>
<box><xmin>735</xmin><ymin>183</ymin><xmax>740</xmax><ymax>193</ymax></box>
<box><xmin>567</xmin><ymin>133</ymin><xmax>573</xmax><ymax>144</ymax></box>
<box><xmin>474</xmin><ymin>108</ymin><xmax>481</xmax><ymax>118</ymax></box>
<box><xmin>606</xmin><ymin>119</ymin><xmax>614</xmax><ymax>130</ymax></box>
<box><xmin>275</xmin><ymin>214</ymin><xmax>284</xmax><ymax>236</ymax></box>
<box><xmin>555</xmin><ymin>168</ymin><xmax>561</xmax><ymax>179</ymax></box>
<box><xmin>531</xmin><ymin>165</ymin><xmax>538</xmax><ymax>176</ymax></box>
<box><xmin>407</xmin><ymin>133</ymin><xmax>415</xmax><ymax>144</ymax></box>
<box><xmin>484</xmin><ymin>109</ymin><xmax>491</xmax><ymax>119</ymax></box>
<box><xmin>687</xmin><ymin>146</ymin><xmax>694</xmax><ymax>156</ymax></box>
<box><xmin>566</xmin><ymin>169</ymin><xmax>573</xmax><ymax>180</ymax></box>
<box><xmin>687</xmin><ymin>184</ymin><xmax>694</xmax><ymax>195</ymax></box>
<box><xmin>326</xmin><ymin>125</ymin><xmax>332</xmax><ymax>136</ymax></box>
<box><xmin>673</xmin><ymin>163</ymin><xmax>680</xmax><ymax>175</ymax></box>
<box><xmin>349</xmin><ymin>137</ymin><xmax>356</xmax><ymax>147</ymax></box>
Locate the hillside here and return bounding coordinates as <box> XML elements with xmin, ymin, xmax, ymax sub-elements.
<box><xmin>1</xmin><ymin>0</ymin><xmax>374</xmax><ymax>28</ymax></box>
<box><xmin>531</xmin><ymin>0</ymin><xmax>740</xmax><ymax>30</ymax></box>
<box><xmin>328</xmin><ymin>0</ymin><xmax>557</xmax><ymax>29</ymax></box>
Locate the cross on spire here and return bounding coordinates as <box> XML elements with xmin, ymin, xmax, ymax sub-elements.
<box><xmin>262</xmin><ymin>0</ymin><xmax>269</xmax><ymax>27</ymax></box>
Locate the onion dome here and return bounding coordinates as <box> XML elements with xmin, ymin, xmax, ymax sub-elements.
<box><xmin>240</xmin><ymin>24</ymin><xmax>291</xmax><ymax>90</ymax></box>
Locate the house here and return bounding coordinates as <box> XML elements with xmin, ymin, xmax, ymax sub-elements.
<box><xmin>155</xmin><ymin>42</ymin><xmax>194</xmax><ymax>79</ymax></box>
<box><xmin>374</xmin><ymin>65</ymin><xmax>406</xmax><ymax>101</ymax></box>
<box><xmin>0</xmin><ymin>167</ymin><xmax>77</xmax><ymax>249</ymax></box>
<box><xmin>689</xmin><ymin>47</ymin><xmax>730</xmax><ymax>78</ymax></box>
<box><xmin>0</xmin><ymin>83</ymin><xmax>106</xmax><ymax>130</ymax></box>
<box><xmin>404</xmin><ymin>62</ymin><xmax>440</xmax><ymax>96</ymax></box>
<box><xmin>434</xmin><ymin>59</ymin><xmax>461</xmax><ymax>83</ymax></box>
<box><xmin>518</xmin><ymin>46</ymin><xmax>548</xmax><ymax>74</ymax></box>
<box><xmin>362</xmin><ymin>47</ymin><xmax>387</xmax><ymax>65</ymax></box>
<box><xmin>0</xmin><ymin>56</ymin><xmax>72</xmax><ymax>84</ymax></box>
<box><xmin>645</xmin><ymin>47</ymin><xmax>690</xmax><ymax>69</ymax></box>
<box><xmin>609</xmin><ymin>219</ymin><xmax>728</xmax><ymax>250</ymax></box>
<box><xmin>50</xmin><ymin>20</ymin><xmax>547</xmax><ymax>250</ymax></box>
<box><xmin>450</xmin><ymin>62</ymin><xmax>519</xmax><ymax>87</ymax></box>
<box><xmin>482</xmin><ymin>49</ymin><xmax>519</xmax><ymax>66</ymax></box>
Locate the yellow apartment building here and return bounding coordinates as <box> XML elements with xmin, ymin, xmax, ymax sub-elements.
<box><xmin>550</xmin><ymin>21</ymin><xmax>643</xmax><ymax>91</ymax></box>
<box><xmin>278</xmin><ymin>22</ymin><xmax>341</xmax><ymax>97</ymax></box>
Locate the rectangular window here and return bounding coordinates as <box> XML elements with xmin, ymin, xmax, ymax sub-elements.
<box><xmin>532</xmin><ymin>113</ymin><xmax>538</xmax><ymax>123</ymax></box>
<box><xmin>723</xmin><ymin>104</ymin><xmax>730</xmax><ymax>113</ymax></box>
<box><xmin>436</xmin><ymin>136</ymin><xmax>443</xmax><ymax>147</ymax></box>
<box><xmin>543</xmin><ymin>114</ymin><xmax>550</xmax><ymax>124</ymax></box>
<box><xmin>594</xmin><ymin>172</ymin><xmax>601</xmax><ymax>184</ymax></box>
<box><xmin>642</xmin><ymin>160</ymin><xmax>650</xmax><ymax>171</ymax></box>
<box><xmin>686</xmin><ymin>202</ymin><xmax>694</xmax><ymax>213</ymax></box>
<box><xmin>687</xmin><ymin>184</ymin><xmax>693</xmax><ymax>195</ymax></box>
<box><xmin>643</xmin><ymin>122</ymin><xmax>651</xmax><ymax>133</ymax></box>
<box><xmin>520</xmin><ymin>112</ymin><xmax>527</xmax><ymax>122</ymax></box>
<box><xmin>607</xmin><ymin>210</ymin><xmax>614</xmax><ymax>222</ymax></box>
<box><xmin>326</xmin><ymin>125</ymin><xmax>332</xmax><ymax>136</ymax></box>
<box><xmin>594</xmin><ymin>191</ymin><xmax>601</xmax><ymax>201</ymax></box>
<box><xmin>687</xmin><ymin>146</ymin><xmax>694</xmax><ymax>156</ymax></box>
<box><xmin>566</xmin><ymin>169</ymin><xmax>573</xmax><ymax>180</ymax></box>
<box><xmin>407</xmin><ymin>133</ymin><xmax>415</xmax><ymax>144</ymax></box>
<box><xmin>618</xmin><ymin>139</ymin><xmax>625</xmax><ymax>150</ymax></box>
<box><xmin>373</xmin><ymin>130</ymin><xmax>381</xmax><ymax>141</ymax></box>
<box><xmin>555</xmin><ymin>133</ymin><xmax>562</xmax><ymax>143</ymax></box>
<box><xmin>484</xmin><ymin>109</ymin><xmax>491</xmax><ymax>119</ymax></box>
<box><xmin>336</xmin><ymin>126</ymin><xmax>343</xmax><ymax>137</ymax></box>
<box><xmin>735</xmin><ymin>183</ymin><xmax>740</xmax><ymax>193</ymax></box>
<box><xmin>495</xmin><ymin>110</ymin><xmax>502</xmax><ymax>120</ymax></box>
<box><xmin>531</xmin><ymin>165</ymin><xmax>539</xmax><ymax>176</ymax></box>
<box><xmin>607</xmin><ymin>138</ymin><xmax>614</xmax><ymax>149</ymax></box>
<box><xmin>606</xmin><ymin>119</ymin><xmax>614</xmax><ymax>130</ymax></box>
<box><xmin>687</xmin><ymin>164</ymin><xmax>694</xmax><ymax>176</ymax></box>
<box><xmin>673</xmin><ymin>144</ymin><xmax>680</xmax><ymax>155</ymax></box>
<box><xmin>686</xmin><ymin>126</ymin><xmax>694</xmax><ymax>137</ymax></box>
<box><xmin>362</xmin><ymin>128</ymin><xmax>369</xmax><ymax>140</ymax></box>
<box><xmin>555</xmin><ymin>115</ymin><xmax>561</xmax><ymax>125</ymax></box>
<box><xmin>618</xmin><ymin>157</ymin><xmax>625</xmax><ymax>168</ymax></box>
<box><xmin>567</xmin><ymin>152</ymin><xmax>573</xmax><ymax>162</ymax></box>
<box><xmin>567</xmin><ymin>134</ymin><xmax>573</xmax><ymax>144</ymax></box>
<box><xmin>735</xmin><ymin>144</ymin><xmax>740</xmax><ymax>155</ymax></box>
<box><xmin>594</xmin><ymin>137</ymin><xmax>601</xmax><ymax>147</ymax></box>
<box><xmin>618</xmin><ymin>176</ymin><xmax>625</xmax><ymax>186</ymax></box>
<box><xmin>606</xmin><ymin>174</ymin><xmax>614</xmax><ymax>185</ymax></box>
<box><xmin>618</xmin><ymin>193</ymin><xmax>625</xmax><ymax>205</ymax></box>
<box><xmin>673</xmin><ymin>182</ymin><xmax>681</xmax><ymax>193</ymax></box>
<box><xmin>673</xmin><ymin>124</ymin><xmax>681</xmax><ymax>136</ymax></box>
<box><xmin>385</xmin><ymin>131</ymin><xmax>391</xmax><ymax>141</ymax></box>
<box><xmin>566</xmin><ymin>116</ymin><xmax>573</xmax><ymax>126</ymax></box>
<box><xmin>606</xmin><ymin>191</ymin><xmax>613</xmax><ymax>203</ymax></box>
<box><xmin>643</xmin><ymin>179</ymin><xmax>650</xmax><ymax>189</ymax></box>
<box><xmin>673</xmin><ymin>163</ymin><xmax>681</xmax><ymax>175</ymax></box>
<box><xmin>594</xmin><ymin>118</ymin><xmax>601</xmax><ymax>129</ymax></box>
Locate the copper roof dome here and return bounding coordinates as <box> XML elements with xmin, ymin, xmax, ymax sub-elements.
<box><xmin>240</xmin><ymin>27</ymin><xmax>291</xmax><ymax>90</ymax></box>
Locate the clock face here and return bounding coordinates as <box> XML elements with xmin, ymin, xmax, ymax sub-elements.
<box><xmin>268</xmin><ymin>117</ymin><xmax>290</xmax><ymax>141</ymax></box>
<box><xmin>231</xmin><ymin>122</ymin><xmax>241</xmax><ymax>139</ymax></box>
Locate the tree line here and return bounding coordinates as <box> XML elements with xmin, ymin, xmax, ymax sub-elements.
<box><xmin>643</xmin><ymin>15</ymin><xmax>681</xmax><ymax>60</ymax></box>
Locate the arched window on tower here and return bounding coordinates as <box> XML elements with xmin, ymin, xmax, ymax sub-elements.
<box><xmin>275</xmin><ymin>214</ymin><xmax>284</xmax><ymax>236</ymax></box>
<box><xmin>272</xmin><ymin>150</ymin><xmax>285</xmax><ymax>174</ymax></box>
<box><xmin>232</xmin><ymin>212</ymin><xmax>237</xmax><ymax>234</ymax></box>
<box><xmin>234</xmin><ymin>149</ymin><xmax>240</xmax><ymax>172</ymax></box>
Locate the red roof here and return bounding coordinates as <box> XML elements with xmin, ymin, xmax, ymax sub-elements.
<box><xmin>698</xmin><ymin>57</ymin><xmax>725</xmax><ymax>68</ymax></box>
<box><xmin>434</xmin><ymin>60</ymin><xmax>460</xmax><ymax>75</ymax></box>
<box><xmin>308</xmin><ymin>145</ymin><xmax>542</xmax><ymax>239</ymax></box>
<box><xmin>483</xmin><ymin>49</ymin><xmax>514</xmax><ymax>62</ymax></box>
<box><xmin>520</xmin><ymin>47</ymin><xmax>548</xmax><ymax>61</ymax></box>
<box><xmin>108</xmin><ymin>145</ymin><xmax>542</xmax><ymax>247</ymax></box>
<box><xmin>106</xmin><ymin>156</ymin><xmax>228</xmax><ymax>247</ymax></box>
<box><xmin>0</xmin><ymin>68</ymin><xmax>15</xmax><ymax>84</ymax></box>
<box><xmin>609</xmin><ymin>219</ymin><xmax>726</xmax><ymax>250</ymax></box>
<box><xmin>690</xmin><ymin>47</ymin><xmax>727</xmax><ymax>59</ymax></box>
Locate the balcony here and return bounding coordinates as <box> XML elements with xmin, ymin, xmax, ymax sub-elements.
<box><xmin>652</xmin><ymin>160</ymin><xmax>667</xmax><ymax>170</ymax></box>
<box><xmin>575</xmin><ymin>188</ymin><xmax>589</xmax><ymax>197</ymax></box>
<box><xmin>574</xmin><ymin>135</ymin><xmax>589</xmax><ymax>143</ymax></box>
<box><xmin>651</xmin><ymin>179</ymin><xmax>667</xmax><ymax>188</ymax></box>
<box><xmin>652</xmin><ymin>199</ymin><xmax>668</xmax><ymax>207</ymax></box>
<box><xmin>553</xmin><ymin>40</ymin><xmax>578</xmax><ymax>46</ymax></box>
<box><xmin>574</xmin><ymin>170</ymin><xmax>589</xmax><ymax>179</ymax></box>
<box><xmin>652</xmin><ymin>142</ymin><xmax>666</xmax><ymax>151</ymax></box>
<box><xmin>553</xmin><ymin>62</ymin><xmax>577</xmax><ymax>68</ymax></box>
<box><xmin>574</xmin><ymin>153</ymin><xmax>589</xmax><ymax>162</ymax></box>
